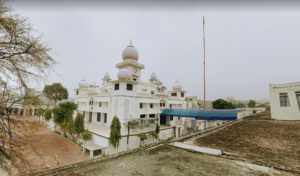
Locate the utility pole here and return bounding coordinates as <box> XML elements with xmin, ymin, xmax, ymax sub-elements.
<box><xmin>203</xmin><ymin>16</ymin><xmax>206</xmax><ymax>110</ymax></box>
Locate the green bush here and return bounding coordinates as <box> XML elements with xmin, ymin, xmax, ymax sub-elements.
<box><xmin>82</xmin><ymin>130</ymin><xmax>92</xmax><ymax>144</ymax></box>
<box><xmin>44</xmin><ymin>109</ymin><xmax>52</xmax><ymax>121</ymax></box>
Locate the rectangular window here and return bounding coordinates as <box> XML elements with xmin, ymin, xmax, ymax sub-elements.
<box><xmin>149</xmin><ymin>114</ymin><xmax>155</xmax><ymax>123</ymax></box>
<box><xmin>97</xmin><ymin>113</ymin><xmax>101</xmax><ymax>122</ymax></box>
<box><xmin>133</xmin><ymin>78</ymin><xmax>137</xmax><ymax>81</ymax></box>
<box><xmin>114</xmin><ymin>83</ymin><xmax>119</xmax><ymax>90</ymax></box>
<box><xmin>160</xmin><ymin>102</ymin><xmax>162</xmax><ymax>107</ymax></box>
<box><xmin>149</xmin><ymin>114</ymin><xmax>155</xmax><ymax>118</ymax></box>
<box><xmin>76</xmin><ymin>91</ymin><xmax>79</xmax><ymax>95</ymax></box>
<box><xmin>150</xmin><ymin>103</ymin><xmax>153</xmax><ymax>108</ymax></box>
<box><xmin>99</xmin><ymin>102</ymin><xmax>102</xmax><ymax>107</ymax></box>
<box><xmin>83</xmin><ymin>111</ymin><xmax>85</xmax><ymax>117</ymax></box>
<box><xmin>170</xmin><ymin>104</ymin><xmax>172</xmax><ymax>108</ymax></box>
<box><xmin>104</xmin><ymin>113</ymin><xmax>107</xmax><ymax>123</ymax></box>
<box><xmin>171</xmin><ymin>93</ymin><xmax>177</xmax><ymax>96</ymax></box>
<box><xmin>91</xmin><ymin>101</ymin><xmax>94</xmax><ymax>105</ymax></box>
<box><xmin>140</xmin><ymin>114</ymin><xmax>145</xmax><ymax>124</ymax></box>
<box><xmin>181</xmin><ymin>93</ymin><xmax>184</xmax><ymax>97</ymax></box>
<box><xmin>296</xmin><ymin>91</ymin><xmax>300</xmax><ymax>110</ymax></box>
<box><xmin>163</xmin><ymin>102</ymin><xmax>165</xmax><ymax>107</ymax></box>
<box><xmin>127</xmin><ymin>84</ymin><xmax>133</xmax><ymax>91</ymax></box>
<box><xmin>279</xmin><ymin>93</ymin><xmax>290</xmax><ymax>107</ymax></box>
<box><xmin>151</xmin><ymin>91</ymin><xmax>154</xmax><ymax>94</ymax></box>
<box><xmin>140</xmin><ymin>103</ymin><xmax>143</xmax><ymax>109</ymax></box>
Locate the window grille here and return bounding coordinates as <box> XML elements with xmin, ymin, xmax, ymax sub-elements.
<box><xmin>114</xmin><ymin>84</ymin><xmax>119</xmax><ymax>90</ymax></box>
<box><xmin>127</xmin><ymin>84</ymin><xmax>133</xmax><ymax>91</ymax></box>
<box><xmin>296</xmin><ymin>92</ymin><xmax>300</xmax><ymax>110</ymax></box>
<box><xmin>279</xmin><ymin>93</ymin><xmax>290</xmax><ymax>107</ymax></box>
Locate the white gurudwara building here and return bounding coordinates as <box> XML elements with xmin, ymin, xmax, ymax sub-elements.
<box><xmin>73</xmin><ymin>41</ymin><xmax>187</xmax><ymax>155</ymax></box>
<box><xmin>269</xmin><ymin>81</ymin><xmax>300</xmax><ymax>120</ymax></box>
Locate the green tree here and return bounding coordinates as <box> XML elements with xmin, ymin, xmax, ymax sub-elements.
<box><xmin>137</xmin><ymin>133</ymin><xmax>148</xmax><ymax>146</ymax></box>
<box><xmin>266</xmin><ymin>105</ymin><xmax>271</xmax><ymax>110</ymax></box>
<box><xmin>74</xmin><ymin>113</ymin><xmax>85</xmax><ymax>134</ymax></box>
<box><xmin>61</xmin><ymin>110</ymin><xmax>75</xmax><ymax>136</ymax></box>
<box><xmin>236</xmin><ymin>103</ymin><xmax>246</xmax><ymax>108</ymax></box>
<box><xmin>109</xmin><ymin>116</ymin><xmax>122</xmax><ymax>152</ymax></box>
<box><xmin>82</xmin><ymin>130</ymin><xmax>92</xmax><ymax>144</ymax></box>
<box><xmin>44</xmin><ymin>109</ymin><xmax>52</xmax><ymax>121</ymax></box>
<box><xmin>43</xmin><ymin>83</ymin><xmax>69</xmax><ymax>106</ymax></box>
<box><xmin>248</xmin><ymin>100</ymin><xmax>256</xmax><ymax>108</ymax></box>
<box><xmin>37</xmin><ymin>108</ymin><xmax>44</xmax><ymax>122</ymax></box>
<box><xmin>212</xmin><ymin>99</ymin><xmax>235</xmax><ymax>109</ymax></box>
<box><xmin>52</xmin><ymin>101</ymin><xmax>77</xmax><ymax>125</ymax></box>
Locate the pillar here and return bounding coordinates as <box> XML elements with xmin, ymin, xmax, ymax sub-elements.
<box><xmin>90</xmin><ymin>150</ymin><xmax>94</xmax><ymax>158</ymax></box>
<box><xmin>12</xmin><ymin>108</ymin><xmax>15</xmax><ymax>115</ymax></box>
<box><xmin>18</xmin><ymin>108</ymin><xmax>21</xmax><ymax>115</ymax></box>
<box><xmin>23</xmin><ymin>108</ymin><xmax>26</xmax><ymax>116</ymax></box>
<box><xmin>32</xmin><ymin>107</ymin><xmax>35</xmax><ymax>116</ymax></box>
<box><xmin>82</xmin><ymin>147</ymin><xmax>86</xmax><ymax>153</ymax></box>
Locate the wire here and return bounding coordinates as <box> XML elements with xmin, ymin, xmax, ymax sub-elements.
<box><xmin>207</xmin><ymin>32</ymin><xmax>247</xmax><ymax>100</ymax></box>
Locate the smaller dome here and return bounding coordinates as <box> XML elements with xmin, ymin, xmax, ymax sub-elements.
<box><xmin>104</xmin><ymin>72</ymin><xmax>110</xmax><ymax>79</ymax></box>
<box><xmin>151</xmin><ymin>72</ymin><xmax>157</xmax><ymax>79</ymax></box>
<box><xmin>172</xmin><ymin>79</ymin><xmax>182</xmax><ymax>90</ymax></box>
<box><xmin>117</xmin><ymin>68</ymin><xmax>132</xmax><ymax>80</ymax></box>
<box><xmin>79</xmin><ymin>77</ymin><xmax>89</xmax><ymax>88</ymax></box>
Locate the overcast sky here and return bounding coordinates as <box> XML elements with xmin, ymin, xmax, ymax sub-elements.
<box><xmin>8</xmin><ymin>0</ymin><xmax>300</xmax><ymax>101</ymax></box>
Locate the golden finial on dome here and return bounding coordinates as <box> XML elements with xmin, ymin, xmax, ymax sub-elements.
<box><xmin>130</xmin><ymin>37</ymin><xmax>132</xmax><ymax>45</ymax></box>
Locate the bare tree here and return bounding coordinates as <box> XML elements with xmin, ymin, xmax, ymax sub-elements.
<box><xmin>225</xmin><ymin>96</ymin><xmax>236</xmax><ymax>106</ymax></box>
<box><xmin>0</xmin><ymin>1</ymin><xmax>57</xmax><ymax>174</ymax></box>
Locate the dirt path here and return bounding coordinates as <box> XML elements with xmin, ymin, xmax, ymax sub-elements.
<box><xmin>19</xmin><ymin>116</ymin><xmax>90</xmax><ymax>173</ymax></box>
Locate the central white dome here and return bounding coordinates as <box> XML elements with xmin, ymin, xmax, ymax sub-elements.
<box><xmin>122</xmin><ymin>40</ymin><xmax>139</xmax><ymax>61</ymax></box>
<box><xmin>117</xmin><ymin>68</ymin><xmax>132</xmax><ymax>80</ymax></box>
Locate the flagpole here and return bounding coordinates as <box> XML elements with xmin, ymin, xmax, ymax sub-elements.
<box><xmin>203</xmin><ymin>16</ymin><xmax>206</xmax><ymax>110</ymax></box>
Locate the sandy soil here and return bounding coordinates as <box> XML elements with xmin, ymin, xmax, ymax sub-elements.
<box><xmin>63</xmin><ymin>145</ymin><xmax>293</xmax><ymax>176</ymax></box>
<box><xmin>18</xmin><ymin>116</ymin><xmax>90</xmax><ymax>173</ymax></box>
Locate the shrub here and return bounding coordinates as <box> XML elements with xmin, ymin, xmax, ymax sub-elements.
<box><xmin>44</xmin><ymin>109</ymin><xmax>52</xmax><ymax>121</ymax></box>
<box><xmin>109</xmin><ymin>116</ymin><xmax>122</xmax><ymax>152</ymax></box>
<box><xmin>82</xmin><ymin>130</ymin><xmax>92</xmax><ymax>144</ymax></box>
<box><xmin>137</xmin><ymin>133</ymin><xmax>147</xmax><ymax>146</ymax></box>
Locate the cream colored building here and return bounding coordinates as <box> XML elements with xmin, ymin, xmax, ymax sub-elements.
<box><xmin>269</xmin><ymin>81</ymin><xmax>300</xmax><ymax>120</ymax></box>
<box><xmin>67</xmin><ymin>40</ymin><xmax>188</xmax><ymax>155</ymax></box>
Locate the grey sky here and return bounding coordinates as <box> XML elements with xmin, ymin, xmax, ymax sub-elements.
<box><xmin>8</xmin><ymin>1</ymin><xmax>300</xmax><ymax>101</ymax></box>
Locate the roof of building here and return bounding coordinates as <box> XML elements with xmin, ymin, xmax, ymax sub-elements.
<box><xmin>161</xmin><ymin>108</ymin><xmax>245</xmax><ymax>120</ymax></box>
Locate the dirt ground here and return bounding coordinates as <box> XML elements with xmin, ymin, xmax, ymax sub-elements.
<box><xmin>243</xmin><ymin>110</ymin><xmax>272</xmax><ymax>120</ymax></box>
<box><xmin>63</xmin><ymin>145</ymin><xmax>292</xmax><ymax>176</ymax></box>
<box><xmin>194</xmin><ymin>120</ymin><xmax>300</xmax><ymax>172</ymax></box>
<box><xmin>19</xmin><ymin>116</ymin><xmax>90</xmax><ymax>173</ymax></box>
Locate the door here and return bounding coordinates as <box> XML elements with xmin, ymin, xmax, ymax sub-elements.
<box><xmin>89</xmin><ymin>112</ymin><xmax>92</xmax><ymax>123</ymax></box>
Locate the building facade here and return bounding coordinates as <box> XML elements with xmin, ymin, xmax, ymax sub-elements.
<box><xmin>71</xmin><ymin>41</ymin><xmax>187</xmax><ymax>155</ymax></box>
<box><xmin>269</xmin><ymin>81</ymin><xmax>300</xmax><ymax>120</ymax></box>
